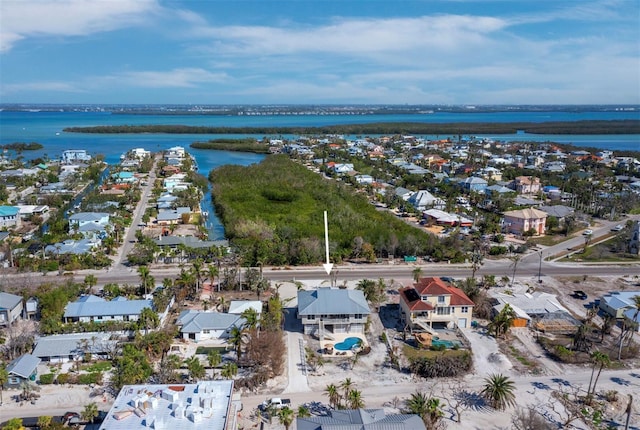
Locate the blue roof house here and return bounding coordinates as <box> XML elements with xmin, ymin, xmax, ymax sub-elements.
<box><xmin>297</xmin><ymin>288</ymin><xmax>370</xmax><ymax>336</ymax></box>
<box><xmin>599</xmin><ymin>291</ymin><xmax>640</xmax><ymax>319</ymax></box>
<box><xmin>460</xmin><ymin>177</ymin><xmax>488</xmax><ymax>193</ymax></box>
<box><xmin>0</xmin><ymin>291</ymin><xmax>24</xmax><ymax>326</ymax></box>
<box><xmin>0</xmin><ymin>206</ymin><xmax>20</xmax><ymax>228</ymax></box>
<box><xmin>5</xmin><ymin>354</ymin><xmax>41</xmax><ymax>388</ymax></box>
<box><xmin>64</xmin><ymin>295</ymin><xmax>153</xmax><ymax>323</ymax></box>
<box><xmin>69</xmin><ymin>212</ymin><xmax>110</xmax><ymax>240</ymax></box>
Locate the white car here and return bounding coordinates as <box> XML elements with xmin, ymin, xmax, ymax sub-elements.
<box><xmin>583</xmin><ymin>229</ymin><xmax>594</xmax><ymax>236</ymax></box>
<box><xmin>610</xmin><ymin>224</ymin><xmax>624</xmax><ymax>232</ymax></box>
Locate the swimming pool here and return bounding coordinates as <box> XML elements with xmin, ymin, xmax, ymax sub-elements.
<box><xmin>431</xmin><ymin>337</ymin><xmax>462</xmax><ymax>349</ymax></box>
<box><xmin>334</xmin><ymin>337</ymin><xmax>362</xmax><ymax>351</ymax></box>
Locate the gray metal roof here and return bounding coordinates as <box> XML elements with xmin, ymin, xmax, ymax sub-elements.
<box><xmin>69</xmin><ymin>212</ymin><xmax>109</xmax><ymax>223</ymax></box>
<box><xmin>297</xmin><ymin>288</ymin><xmax>370</xmax><ymax>316</ymax></box>
<box><xmin>154</xmin><ymin>235</ymin><xmax>228</xmax><ymax>249</ymax></box>
<box><xmin>64</xmin><ymin>295</ymin><xmax>153</xmax><ymax>318</ymax></box>
<box><xmin>157</xmin><ymin>207</ymin><xmax>190</xmax><ymax>221</ymax></box>
<box><xmin>6</xmin><ymin>354</ymin><xmax>41</xmax><ymax>378</ymax></box>
<box><xmin>296</xmin><ymin>409</ymin><xmax>425</xmax><ymax>430</ymax></box>
<box><xmin>32</xmin><ymin>332</ymin><xmax>117</xmax><ymax>358</ymax></box>
<box><xmin>177</xmin><ymin>310</ymin><xmax>245</xmax><ymax>333</ymax></box>
<box><xmin>0</xmin><ymin>291</ymin><xmax>22</xmax><ymax>311</ymax></box>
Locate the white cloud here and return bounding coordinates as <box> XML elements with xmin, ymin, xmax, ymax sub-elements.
<box><xmin>2</xmin><ymin>81</ymin><xmax>82</xmax><ymax>94</ymax></box>
<box><xmin>192</xmin><ymin>15</ymin><xmax>506</xmax><ymax>57</ymax></box>
<box><xmin>112</xmin><ymin>68</ymin><xmax>228</xmax><ymax>88</ymax></box>
<box><xmin>0</xmin><ymin>0</ymin><xmax>161</xmax><ymax>52</ymax></box>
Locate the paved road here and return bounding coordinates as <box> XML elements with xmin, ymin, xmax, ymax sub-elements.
<box><xmin>111</xmin><ymin>155</ymin><xmax>159</xmax><ymax>269</ymax></box>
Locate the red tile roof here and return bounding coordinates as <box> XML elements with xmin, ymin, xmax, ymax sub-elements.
<box><xmin>412</xmin><ymin>277</ymin><xmax>475</xmax><ymax>306</ymax></box>
<box><xmin>399</xmin><ymin>287</ymin><xmax>434</xmax><ymax>311</ymax></box>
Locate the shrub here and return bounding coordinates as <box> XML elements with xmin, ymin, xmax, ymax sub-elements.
<box><xmin>409</xmin><ymin>351</ymin><xmax>472</xmax><ymax>378</ymax></box>
<box><xmin>56</xmin><ymin>373</ymin><xmax>70</xmax><ymax>384</ymax></box>
<box><xmin>489</xmin><ymin>246</ymin><xmax>507</xmax><ymax>255</ymax></box>
<box><xmin>39</xmin><ymin>373</ymin><xmax>55</xmax><ymax>385</ymax></box>
<box><xmin>77</xmin><ymin>372</ymin><xmax>103</xmax><ymax>385</ymax></box>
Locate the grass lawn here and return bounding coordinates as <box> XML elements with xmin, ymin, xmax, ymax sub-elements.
<box><xmin>195</xmin><ymin>346</ymin><xmax>228</xmax><ymax>355</ymax></box>
<box><xmin>528</xmin><ymin>234</ymin><xmax>570</xmax><ymax>246</ymax></box>
<box><xmin>81</xmin><ymin>361</ymin><xmax>112</xmax><ymax>372</ymax></box>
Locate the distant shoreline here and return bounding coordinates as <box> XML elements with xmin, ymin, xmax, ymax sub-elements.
<box><xmin>63</xmin><ymin>120</ymin><xmax>640</xmax><ymax>135</ymax></box>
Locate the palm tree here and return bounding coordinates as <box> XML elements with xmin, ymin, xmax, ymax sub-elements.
<box><xmin>277</xmin><ymin>406</ymin><xmax>295</xmax><ymax>430</ymax></box>
<box><xmin>191</xmin><ymin>258</ymin><xmax>204</xmax><ymax>294</ymax></box>
<box><xmin>138</xmin><ymin>307</ymin><xmax>159</xmax><ymax>335</ymax></box>
<box><xmin>220</xmin><ymin>362</ymin><xmax>238</xmax><ymax>379</ymax></box>
<box><xmin>324</xmin><ymin>383</ymin><xmax>340</xmax><ymax>409</ymax></box>
<box><xmin>83</xmin><ymin>274</ymin><xmax>97</xmax><ymax>295</ymax></box>
<box><xmin>184</xmin><ymin>356</ymin><xmax>206</xmax><ymax>382</ymax></box>
<box><xmin>137</xmin><ymin>266</ymin><xmax>154</xmax><ymax>297</ymax></box>
<box><xmin>241</xmin><ymin>308</ymin><xmax>259</xmax><ymax>330</ymax></box>
<box><xmin>347</xmin><ymin>389</ymin><xmax>364</xmax><ymax>409</ymax></box>
<box><xmin>587</xmin><ymin>351</ymin><xmax>610</xmax><ymax>403</ymax></box>
<box><xmin>488</xmin><ymin>304</ymin><xmax>516</xmax><ymax>339</ymax></box>
<box><xmin>412</xmin><ymin>267</ymin><xmax>423</xmax><ymax>283</ymax></box>
<box><xmin>340</xmin><ymin>378</ymin><xmax>354</xmax><ymax>405</ymax></box>
<box><xmin>206</xmin><ymin>264</ymin><xmax>219</xmax><ymax>292</ymax></box>
<box><xmin>207</xmin><ymin>350</ymin><xmax>221</xmax><ymax>379</ymax></box>
<box><xmin>81</xmin><ymin>402</ymin><xmax>99</xmax><ymax>423</ymax></box>
<box><xmin>297</xmin><ymin>405</ymin><xmax>311</xmax><ymax>418</ymax></box>
<box><xmin>228</xmin><ymin>326</ymin><xmax>244</xmax><ymax>360</ymax></box>
<box><xmin>404</xmin><ymin>391</ymin><xmax>430</xmax><ymax>425</ymax></box>
<box><xmin>481</xmin><ymin>373</ymin><xmax>517</xmax><ymax>411</ymax></box>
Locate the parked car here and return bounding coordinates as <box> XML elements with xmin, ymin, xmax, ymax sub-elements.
<box><xmin>260</xmin><ymin>398</ymin><xmax>291</xmax><ymax>411</ymax></box>
<box><xmin>611</xmin><ymin>224</ymin><xmax>624</xmax><ymax>232</ymax></box>
<box><xmin>573</xmin><ymin>290</ymin><xmax>588</xmax><ymax>300</ymax></box>
<box><xmin>583</xmin><ymin>229</ymin><xmax>594</xmax><ymax>236</ymax></box>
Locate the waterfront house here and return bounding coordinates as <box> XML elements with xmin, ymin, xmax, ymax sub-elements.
<box><xmin>69</xmin><ymin>212</ymin><xmax>110</xmax><ymax>240</ymax></box>
<box><xmin>64</xmin><ymin>295</ymin><xmax>153</xmax><ymax>323</ymax></box>
<box><xmin>297</xmin><ymin>288</ymin><xmax>370</xmax><ymax>336</ymax></box>
<box><xmin>0</xmin><ymin>291</ymin><xmax>24</xmax><ymax>326</ymax></box>
<box><xmin>157</xmin><ymin>207</ymin><xmax>191</xmax><ymax>225</ymax></box>
<box><xmin>176</xmin><ymin>310</ymin><xmax>246</xmax><ymax>342</ymax></box>
<box><xmin>0</xmin><ymin>206</ymin><xmax>20</xmax><ymax>228</ymax></box>
<box><xmin>45</xmin><ymin>238</ymin><xmax>100</xmax><ymax>255</ymax></box>
<box><xmin>4</xmin><ymin>354</ymin><xmax>41</xmax><ymax>388</ymax></box>
<box><xmin>399</xmin><ymin>277</ymin><xmax>474</xmax><ymax>331</ymax></box>
<box><xmin>502</xmin><ymin>207</ymin><xmax>547</xmax><ymax>236</ymax></box>
<box><xmin>61</xmin><ymin>149</ymin><xmax>91</xmax><ymax>164</ymax></box>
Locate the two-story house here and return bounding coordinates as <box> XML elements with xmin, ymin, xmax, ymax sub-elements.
<box><xmin>0</xmin><ymin>206</ymin><xmax>21</xmax><ymax>228</ymax></box>
<box><xmin>0</xmin><ymin>291</ymin><xmax>24</xmax><ymax>326</ymax></box>
<box><xmin>68</xmin><ymin>212</ymin><xmax>110</xmax><ymax>240</ymax></box>
<box><xmin>502</xmin><ymin>207</ymin><xmax>548</xmax><ymax>236</ymax></box>
<box><xmin>297</xmin><ymin>288</ymin><xmax>370</xmax><ymax>336</ymax></box>
<box><xmin>511</xmin><ymin>176</ymin><xmax>541</xmax><ymax>195</ymax></box>
<box><xmin>61</xmin><ymin>149</ymin><xmax>91</xmax><ymax>164</ymax></box>
<box><xmin>399</xmin><ymin>277</ymin><xmax>474</xmax><ymax>331</ymax></box>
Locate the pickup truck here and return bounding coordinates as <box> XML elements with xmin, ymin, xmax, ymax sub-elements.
<box><xmin>260</xmin><ymin>397</ymin><xmax>291</xmax><ymax>410</ymax></box>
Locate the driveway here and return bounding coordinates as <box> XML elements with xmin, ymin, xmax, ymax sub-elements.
<box><xmin>461</xmin><ymin>325</ymin><xmax>513</xmax><ymax>377</ymax></box>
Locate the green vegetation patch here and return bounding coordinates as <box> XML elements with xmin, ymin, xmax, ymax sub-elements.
<box><xmin>2</xmin><ymin>141</ymin><xmax>44</xmax><ymax>151</ymax></box>
<box><xmin>63</xmin><ymin>120</ymin><xmax>640</xmax><ymax>135</ymax></box>
<box><xmin>209</xmin><ymin>155</ymin><xmax>443</xmax><ymax>265</ymax></box>
<box><xmin>191</xmin><ymin>138</ymin><xmax>270</xmax><ymax>154</ymax></box>
<box><xmin>81</xmin><ymin>361</ymin><xmax>112</xmax><ymax>372</ymax></box>
<box><xmin>195</xmin><ymin>346</ymin><xmax>228</xmax><ymax>355</ymax></box>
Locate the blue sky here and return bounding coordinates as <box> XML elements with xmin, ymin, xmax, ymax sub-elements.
<box><xmin>1</xmin><ymin>0</ymin><xmax>639</xmax><ymax>105</ymax></box>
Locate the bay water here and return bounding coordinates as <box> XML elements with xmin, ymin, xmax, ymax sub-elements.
<box><xmin>1</xmin><ymin>110</ymin><xmax>638</xmax><ymax>239</ymax></box>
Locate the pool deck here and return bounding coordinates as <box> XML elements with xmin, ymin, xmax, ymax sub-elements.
<box><xmin>320</xmin><ymin>333</ymin><xmax>368</xmax><ymax>357</ymax></box>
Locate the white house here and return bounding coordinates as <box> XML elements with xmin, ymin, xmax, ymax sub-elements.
<box><xmin>64</xmin><ymin>295</ymin><xmax>153</xmax><ymax>323</ymax></box>
<box><xmin>176</xmin><ymin>310</ymin><xmax>246</xmax><ymax>343</ymax></box>
<box><xmin>297</xmin><ymin>288</ymin><xmax>370</xmax><ymax>336</ymax></box>
<box><xmin>61</xmin><ymin>149</ymin><xmax>91</xmax><ymax>164</ymax></box>
<box><xmin>0</xmin><ymin>206</ymin><xmax>21</xmax><ymax>228</ymax></box>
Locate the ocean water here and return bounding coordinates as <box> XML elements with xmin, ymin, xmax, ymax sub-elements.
<box><xmin>1</xmin><ymin>110</ymin><xmax>638</xmax><ymax>238</ymax></box>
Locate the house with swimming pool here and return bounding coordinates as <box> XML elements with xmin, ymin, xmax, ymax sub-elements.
<box><xmin>399</xmin><ymin>277</ymin><xmax>474</xmax><ymax>332</ymax></box>
<box><xmin>297</xmin><ymin>287</ymin><xmax>370</xmax><ymax>338</ymax></box>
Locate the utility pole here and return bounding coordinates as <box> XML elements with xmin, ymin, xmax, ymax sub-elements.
<box><xmin>538</xmin><ymin>251</ymin><xmax>543</xmax><ymax>284</ymax></box>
